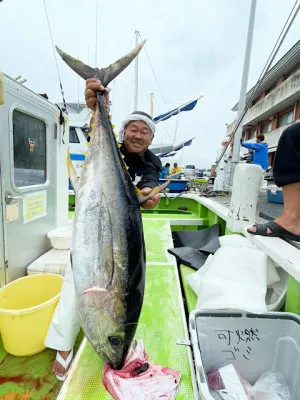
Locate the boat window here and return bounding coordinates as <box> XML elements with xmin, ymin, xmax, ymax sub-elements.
<box><xmin>12</xmin><ymin>110</ymin><xmax>46</xmax><ymax>187</ymax></box>
<box><xmin>69</xmin><ymin>127</ymin><xmax>80</xmax><ymax>143</ymax></box>
<box><xmin>186</xmin><ymin>165</ymin><xmax>195</xmax><ymax>169</ymax></box>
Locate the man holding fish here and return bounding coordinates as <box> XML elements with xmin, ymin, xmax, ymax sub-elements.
<box><xmin>46</xmin><ymin>74</ymin><xmax>164</xmax><ymax>380</ymax></box>
<box><xmin>85</xmin><ymin>78</ymin><xmax>162</xmax><ymax>210</ymax></box>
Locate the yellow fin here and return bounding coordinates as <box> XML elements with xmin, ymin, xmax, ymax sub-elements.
<box><xmin>134</xmin><ymin>186</ymin><xmax>143</xmax><ymax>196</ymax></box>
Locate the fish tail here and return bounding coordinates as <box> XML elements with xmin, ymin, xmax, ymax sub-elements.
<box><xmin>136</xmin><ymin>180</ymin><xmax>171</xmax><ymax>204</ymax></box>
<box><xmin>55</xmin><ymin>41</ymin><xmax>146</xmax><ymax>87</ymax></box>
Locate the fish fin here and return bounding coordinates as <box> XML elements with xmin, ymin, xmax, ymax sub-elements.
<box><xmin>134</xmin><ymin>187</ymin><xmax>143</xmax><ymax>196</ymax></box>
<box><xmin>56</xmin><ymin>46</ymin><xmax>97</xmax><ymax>80</ymax></box>
<box><xmin>55</xmin><ymin>41</ymin><xmax>146</xmax><ymax>87</ymax></box>
<box><xmin>66</xmin><ymin>147</ymin><xmax>79</xmax><ymax>194</ymax></box>
<box><xmin>137</xmin><ymin>180</ymin><xmax>171</xmax><ymax>204</ymax></box>
<box><xmin>82</xmin><ymin>287</ymin><xmax>112</xmax><ymax>295</ymax></box>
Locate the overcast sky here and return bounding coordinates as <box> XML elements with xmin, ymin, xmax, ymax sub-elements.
<box><xmin>1</xmin><ymin>0</ymin><xmax>299</xmax><ymax>168</ymax></box>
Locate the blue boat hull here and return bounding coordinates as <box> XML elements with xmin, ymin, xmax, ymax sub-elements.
<box><xmin>159</xmin><ymin>179</ymin><xmax>189</xmax><ymax>193</ymax></box>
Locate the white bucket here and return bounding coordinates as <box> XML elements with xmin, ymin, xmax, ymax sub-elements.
<box><xmin>47</xmin><ymin>226</ymin><xmax>72</xmax><ymax>250</ymax></box>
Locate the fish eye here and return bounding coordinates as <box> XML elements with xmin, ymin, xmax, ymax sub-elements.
<box><xmin>108</xmin><ymin>336</ymin><xmax>123</xmax><ymax>349</ymax></box>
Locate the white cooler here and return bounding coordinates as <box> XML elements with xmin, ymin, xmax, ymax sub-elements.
<box><xmin>27</xmin><ymin>248</ymin><xmax>70</xmax><ymax>276</ymax></box>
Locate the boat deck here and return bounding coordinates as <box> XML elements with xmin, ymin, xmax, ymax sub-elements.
<box><xmin>58</xmin><ymin>218</ymin><xmax>197</xmax><ymax>399</ymax></box>
<box><xmin>0</xmin><ymin>330</ymin><xmax>84</xmax><ymax>400</ymax></box>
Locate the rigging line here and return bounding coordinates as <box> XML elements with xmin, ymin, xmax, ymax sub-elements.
<box><xmin>138</xmin><ymin>32</ymin><xmax>167</xmax><ymax>104</ymax></box>
<box><xmin>43</xmin><ymin>0</ymin><xmax>68</xmax><ymax>113</ymax></box>
<box><xmin>153</xmin><ymin>94</ymin><xmax>172</xmax><ymax>141</ymax></box>
<box><xmin>95</xmin><ymin>0</ymin><xmax>98</xmax><ymax>66</ymax></box>
<box><xmin>201</xmin><ymin>0</ymin><xmax>300</xmax><ymax>193</ymax></box>
<box><xmin>256</xmin><ymin>0</ymin><xmax>299</xmax><ymax>84</ymax></box>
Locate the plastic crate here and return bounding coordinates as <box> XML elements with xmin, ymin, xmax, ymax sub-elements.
<box><xmin>189</xmin><ymin>311</ymin><xmax>300</xmax><ymax>399</ymax></box>
<box><xmin>267</xmin><ymin>186</ymin><xmax>284</xmax><ymax>204</ymax></box>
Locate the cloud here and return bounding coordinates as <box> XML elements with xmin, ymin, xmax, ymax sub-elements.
<box><xmin>0</xmin><ymin>0</ymin><xmax>299</xmax><ymax>168</ymax></box>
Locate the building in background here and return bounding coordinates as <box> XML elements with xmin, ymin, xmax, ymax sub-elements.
<box><xmin>227</xmin><ymin>39</ymin><xmax>300</xmax><ymax>168</ymax></box>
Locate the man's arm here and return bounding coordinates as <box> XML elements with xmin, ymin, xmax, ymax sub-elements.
<box><xmin>137</xmin><ymin>156</ymin><xmax>162</xmax><ymax>210</ymax></box>
<box><xmin>137</xmin><ymin>166</ymin><xmax>159</xmax><ymax>189</ymax></box>
<box><xmin>241</xmin><ymin>142</ymin><xmax>263</xmax><ymax>151</ymax></box>
<box><xmin>137</xmin><ymin>167</ymin><xmax>160</xmax><ymax>210</ymax></box>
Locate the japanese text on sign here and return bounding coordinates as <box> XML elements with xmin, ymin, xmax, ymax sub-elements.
<box><xmin>215</xmin><ymin>328</ymin><xmax>260</xmax><ymax>361</ymax></box>
<box><xmin>23</xmin><ymin>191</ymin><xmax>47</xmax><ymax>223</ymax></box>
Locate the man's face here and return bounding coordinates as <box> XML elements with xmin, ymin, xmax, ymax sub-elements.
<box><xmin>123</xmin><ymin>120</ymin><xmax>153</xmax><ymax>154</ymax></box>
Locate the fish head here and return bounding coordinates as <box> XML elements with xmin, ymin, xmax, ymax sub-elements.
<box><xmin>79</xmin><ymin>287</ymin><xmax>135</xmax><ymax>369</ymax></box>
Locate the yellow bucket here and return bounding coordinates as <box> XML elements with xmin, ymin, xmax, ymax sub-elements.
<box><xmin>0</xmin><ymin>273</ymin><xmax>63</xmax><ymax>356</ymax></box>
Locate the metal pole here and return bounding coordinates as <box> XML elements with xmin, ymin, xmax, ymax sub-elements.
<box><xmin>134</xmin><ymin>30</ymin><xmax>139</xmax><ymax>110</ymax></box>
<box><xmin>150</xmin><ymin>93</ymin><xmax>154</xmax><ymax>117</ymax></box>
<box><xmin>229</xmin><ymin>0</ymin><xmax>257</xmax><ymax>189</ymax></box>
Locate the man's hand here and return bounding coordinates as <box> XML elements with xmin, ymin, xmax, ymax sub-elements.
<box><xmin>140</xmin><ymin>187</ymin><xmax>160</xmax><ymax>210</ymax></box>
<box><xmin>85</xmin><ymin>78</ymin><xmax>110</xmax><ymax>111</ymax></box>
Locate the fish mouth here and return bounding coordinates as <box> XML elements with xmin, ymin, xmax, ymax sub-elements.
<box><xmin>110</xmin><ymin>361</ymin><xmax>124</xmax><ymax>370</ymax></box>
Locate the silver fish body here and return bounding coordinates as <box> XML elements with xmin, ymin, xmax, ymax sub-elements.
<box><xmin>72</xmin><ymin>95</ymin><xmax>145</xmax><ymax>369</ymax></box>
<box><xmin>56</xmin><ymin>43</ymin><xmax>147</xmax><ymax>369</ymax></box>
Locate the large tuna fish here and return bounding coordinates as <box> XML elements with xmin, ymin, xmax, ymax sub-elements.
<box><xmin>57</xmin><ymin>43</ymin><xmax>168</xmax><ymax>370</ymax></box>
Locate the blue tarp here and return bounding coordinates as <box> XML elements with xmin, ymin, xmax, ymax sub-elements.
<box><xmin>158</xmin><ymin>138</ymin><xmax>195</xmax><ymax>158</ymax></box>
<box><xmin>173</xmin><ymin>138</ymin><xmax>194</xmax><ymax>152</ymax></box>
<box><xmin>153</xmin><ymin>99</ymin><xmax>199</xmax><ymax>123</ymax></box>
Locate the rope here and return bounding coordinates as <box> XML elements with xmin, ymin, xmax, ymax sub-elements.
<box><xmin>153</xmin><ymin>94</ymin><xmax>172</xmax><ymax>141</ymax></box>
<box><xmin>43</xmin><ymin>0</ymin><xmax>68</xmax><ymax>114</ymax></box>
<box><xmin>201</xmin><ymin>0</ymin><xmax>300</xmax><ymax>194</ymax></box>
<box><xmin>163</xmin><ymin>189</ymin><xmax>186</xmax><ymax>201</ymax></box>
<box><xmin>138</xmin><ymin>32</ymin><xmax>167</xmax><ymax>104</ymax></box>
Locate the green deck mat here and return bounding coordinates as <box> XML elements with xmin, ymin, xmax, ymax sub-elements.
<box><xmin>179</xmin><ymin>265</ymin><xmax>197</xmax><ymax>313</ymax></box>
<box><xmin>60</xmin><ymin>263</ymin><xmax>195</xmax><ymax>399</ymax></box>
<box><xmin>0</xmin><ymin>331</ymin><xmax>84</xmax><ymax>400</ymax></box>
<box><xmin>143</xmin><ymin>218</ymin><xmax>172</xmax><ymax>263</ymax></box>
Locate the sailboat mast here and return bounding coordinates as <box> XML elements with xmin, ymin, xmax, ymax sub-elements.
<box><xmin>150</xmin><ymin>93</ymin><xmax>154</xmax><ymax>117</ymax></box>
<box><xmin>134</xmin><ymin>30</ymin><xmax>139</xmax><ymax>110</ymax></box>
<box><xmin>229</xmin><ymin>0</ymin><xmax>257</xmax><ymax>189</ymax></box>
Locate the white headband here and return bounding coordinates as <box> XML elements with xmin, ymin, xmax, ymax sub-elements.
<box><xmin>118</xmin><ymin>114</ymin><xmax>156</xmax><ymax>142</ymax></box>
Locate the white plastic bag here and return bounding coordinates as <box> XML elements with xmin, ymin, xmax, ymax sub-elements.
<box><xmin>249</xmin><ymin>372</ymin><xmax>291</xmax><ymax>400</ymax></box>
<box><xmin>196</xmin><ymin>246</ymin><xmax>268</xmax><ymax>314</ymax></box>
<box><xmin>185</xmin><ymin>254</ymin><xmax>214</xmax><ymax>296</ymax></box>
